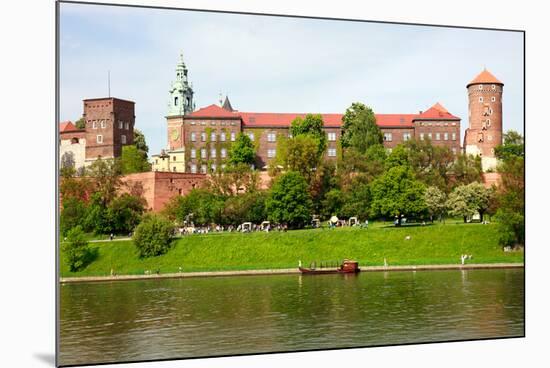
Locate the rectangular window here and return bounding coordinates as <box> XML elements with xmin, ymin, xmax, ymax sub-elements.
<box><xmin>96</xmin><ymin>135</ymin><xmax>103</xmax><ymax>144</ymax></box>
<box><xmin>420</xmin><ymin>133</ymin><xmax>425</xmax><ymax>140</ymax></box>
<box><xmin>190</xmin><ymin>149</ymin><xmax>196</xmax><ymax>159</ymax></box>
<box><xmin>101</xmin><ymin>120</ymin><xmax>106</xmax><ymax>128</ymax></box>
<box><xmin>200</xmin><ymin>164</ymin><xmax>207</xmax><ymax>174</ymax></box>
<box><xmin>435</xmin><ymin>133</ymin><xmax>441</xmax><ymax>140</ymax></box>
<box><xmin>211</xmin><ymin>164</ymin><xmax>217</xmax><ymax>172</ymax></box>
<box><xmin>221</xmin><ymin>148</ymin><xmax>227</xmax><ymax>158</ymax></box>
<box><xmin>201</xmin><ymin>132</ymin><xmax>206</xmax><ymax>142</ymax></box>
<box><xmin>190</xmin><ymin>164</ymin><xmax>197</xmax><ymax>173</ymax></box>
<box><xmin>125</xmin><ymin>122</ymin><xmax>130</xmax><ymax>130</ymax></box>
<box><xmin>403</xmin><ymin>133</ymin><xmax>411</xmax><ymax>141</ymax></box>
<box><xmin>444</xmin><ymin>132</ymin><xmax>449</xmax><ymax>141</ymax></box>
<box><xmin>267</xmin><ymin>133</ymin><xmax>276</xmax><ymax>142</ymax></box>
<box><xmin>221</xmin><ymin>164</ymin><xmax>226</xmax><ymax>170</ymax></box>
<box><xmin>121</xmin><ymin>135</ymin><xmax>126</xmax><ymax>144</ymax></box>
<box><xmin>211</xmin><ymin>148</ymin><xmax>217</xmax><ymax>158</ymax></box>
<box><xmin>327</xmin><ymin>132</ymin><xmax>337</xmax><ymax>141</ymax></box>
<box><xmin>201</xmin><ymin>148</ymin><xmax>207</xmax><ymax>159</ymax></box>
<box><xmin>190</xmin><ymin>132</ymin><xmax>196</xmax><ymax>142</ymax></box>
<box><xmin>267</xmin><ymin>149</ymin><xmax>276</xmax><ymax>158</ymax></box>
<box><xmin>452</xmin><ymin>147</ymin><xmax>457</xmax><ymax>155</ymax></box>
<box><xmin>220</xmin><ymin>132</ymin><xmax>226</xmax><ymax>142</ymax></box>
<box><xmin>230</xmin><ymin>132</ymin><xmax>236</xmax><ymax>141</ymax></box>
<box><xmin>328</xmin><ymin>148</ymin><xmax>337</xmax><ymax>157</ymax></box>
<box><xmin>118</xmin><ymin>121</ymin><xmax>123</xmax><ymax>129</ymax></box>
<box><xmin>384</xmin><ymin>133</ymin><xmax>392</xmax><ymax>142</ymax></box>
<box><xmin>211</xmin><ymin>132</ymin><xmax>217</xmax><ymax>142</ymax></box>
<box><xmin>248</xmin><ymin>132</ymin><xmax>254</xmax><ymax>141</ymax></box>
<box><xmin>452</xmin><ymin>132</ymin><xmax>457</xmax><ymax>141</ymax></box>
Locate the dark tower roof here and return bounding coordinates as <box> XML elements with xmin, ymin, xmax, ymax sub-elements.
<box><xmin>222</xmin><ymin>96</ymin><xmax>234</xmax><ymax>111</ymax></box>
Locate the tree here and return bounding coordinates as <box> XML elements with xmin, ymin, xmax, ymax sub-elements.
<box><xmin>424</xmin><ymin>186</ymin><xmax>447</xmax><ymax>222</ymax></box>
<box><xmin>341</xmin><ymin>102</ymin><xmax>382</xmax><ymax>153</ymax></box>
<box><xmin>60</xmin><ymin>197</ymin><xmax>88</xmax><ymax>236</ymax></box>
<box><xmin>120</xmin><ymin>145</ymin><xmax>151</xmax><ymax>174</ymax></box>
<box><xmin>494</xmin><ymin>131</ymin><xmax>524</xmax><ymax>247</ymax></box>
<box><xmin>207</xmin><ymin>163</ymin><xmax>259</xmax><ymax>196</ymax></box>
<box><xmin>289</xmin><ymin>114</ymin><xmax>327</xmax><ymax>157</ymax></box>
<box><xmin>404</xmin><ymin>138</ymin><xmax>455</xmax><ymax>192</ymax></box>
<box><xmin>133</xmin><ymin>129</ymin><xmax>149</xmax><ymax>154</ymax></box>
<box><xmin>106</xmin><ymin>193</ymin><xmax>147</xmax><ymax>234</ymax></box>
<box><xmin>222</xmin><ymin>191</ymin><xmax>268</xmax><ymax>225</ymax></box>
<box><xmin>87</xmin><ymin>158</ymin><xmax>122</xmax><ymax>206</ymax></box>
<box><xmin>385</xmin><ymin>144</ymin><xmax>410</xmax><ymax>169</ymax></box>
<box><xmin>133</xmin><ymin>214</ymin><xmax>174</xmax><ymax>258</ymax></box>
<box><xmin>338</xmin><ymin>144</ymin><xmax>386</xmax><ymax>190</ymax></box>
<box><xmin>276</xmin><ymin>135</ymin><xmax>321</xmax><ymax>184</ymax></box>
<box><xmin>163</xmin><ymin>189</ymin><xmax>224</xmax><ymax>226</ymax></box>
<box><xmin>229</xmin><ymin>133</ymin><xmax>256</xmax><ymax>165</ymax></box>
<box><xmin>320</xmin><ymin>188</ymin><xmax>347</xmax><ymax>219</ymax></box>
<box><xmin>451</xmin><ymin>153</ymin><xmax>483</xmax><ymax>186</ymax></box>
<box><xmin>370</xmin><ymin>166</ymin><xmax>427</xmax><ymax>226</ymax></box>
<box><xmin>63</xmin><ymin>226</ymin><xmax>91</xmax><ymax>272</ymax></box>
<box><xmin>266</xmin><ymin>171</ymin><xmax>312</xmax><ymax>228</ymax></box>
<box><xmin>61</xmin><ymin>151</ymin><xmax>76</xmax><ymax>171</ymax></box>
<box><xmin>74</xmin><ymin>117</ymin><xmax>86</xmax><ymax>129</ymax></box>
<box><xmin>446</xmin><ymin>182</ymin><xmax>493</xmax><ymax>223</ymax></box>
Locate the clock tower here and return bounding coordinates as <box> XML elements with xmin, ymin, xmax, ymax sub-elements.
<box><xmin>166</xmin><ymin>53</ymin><xmax>195</xmax><ymax>150</ymax></box>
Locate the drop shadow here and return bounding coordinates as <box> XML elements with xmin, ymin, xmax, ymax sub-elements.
<box><xmin>33</xmin><ymin>352</ymin><xmax>55</xmax><ymax>366</ymax></box>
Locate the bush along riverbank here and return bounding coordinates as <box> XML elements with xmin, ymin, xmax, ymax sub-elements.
<box><xmin>59</xmin><ymin>222</ymin><xmax>524</xmax><ymax>278</ymax></box>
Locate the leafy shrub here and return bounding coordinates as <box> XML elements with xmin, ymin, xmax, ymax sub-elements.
<box><xmin>63</xmin><ymin>226</ymin><xmax>91</xmax><ymax>272</ymax></box>
<box><xmin>133</xmin><ymin>214</ymin><xmax>174</xmax><ymax>258</ymax></box>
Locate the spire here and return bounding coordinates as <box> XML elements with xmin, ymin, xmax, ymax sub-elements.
<box><xmin>222</xmin><ymin>95</ymin><xmax>234</xmax><ymax>111</ymax></box>
<box><xmin>167</xmin><ymin>52</ymin><xmax>194</xmax><ymax>116</ymax></box>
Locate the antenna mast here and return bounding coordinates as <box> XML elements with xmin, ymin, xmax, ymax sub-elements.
<box><xmin>108</xmin><ymin>70</ymin><xmax>111</xmax><ymax>97</ymax></box>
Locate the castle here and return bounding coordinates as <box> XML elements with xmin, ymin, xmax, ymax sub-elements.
<box><xmin>152</xmin><ymin>55</ymin><xmax>503</xmax><ymax>174</ymax></box>
<box><xmin>59</xmin><ymin>54</ymin><xmax>504</xmax><ymax>211</ymax></box>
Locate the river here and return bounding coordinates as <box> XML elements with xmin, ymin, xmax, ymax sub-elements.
<box><xmin>59</xmin><ymin>268</ymin><xmax>524</xmax><ymax>366</ymax></box>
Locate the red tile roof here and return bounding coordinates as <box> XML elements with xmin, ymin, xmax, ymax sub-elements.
<box><xmin>414</xmin><ymin>102</ymin><xmax>460</xmax><ymax>121</ymax></box>
<box><xmin>186</xmin><ymin>103</ymin><xmax>459</xmax><ymax>128</ymax></box>
<box><xmin>60</xmin><ymin>121</ymin><xmax>77</xmax><ymax>132</ymax></box>
<box><xmin>467</xmin><ymin>68</ymin><xmax>503</xmax><ymax>87</ymax></box>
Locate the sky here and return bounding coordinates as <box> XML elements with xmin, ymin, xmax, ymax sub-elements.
<box><xmin>59</xmin><ymin>3</ymin><xmax>524</xmax><ymax>156</ymax></box>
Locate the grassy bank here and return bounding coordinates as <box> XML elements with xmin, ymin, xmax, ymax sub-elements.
<box><xmin>60</xmin><ymin>221</ymin><xmax>524</xmax><ymax>277</ymax></box>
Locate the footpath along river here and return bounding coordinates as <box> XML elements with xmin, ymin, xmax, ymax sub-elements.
<box><xmin>59</xmin><ymin>268</ymin><xmax>524</xmax><ymax>366</ymax></box>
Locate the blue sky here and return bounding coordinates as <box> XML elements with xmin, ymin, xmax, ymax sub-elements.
<box><xmin>59</xmin><ymin>3</ymin><xmax>524</xmax><ymax>155</ymax></box>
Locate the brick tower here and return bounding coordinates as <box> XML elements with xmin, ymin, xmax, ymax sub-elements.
<box><xmin>464</xmin><ymin>68</ymin><xmax>503</xmax><ymax>171</ymax></box>
<box><xmin>83</xmin><ymin>97</ymin><xmax>135</xmax><ymax>162</ymax></box>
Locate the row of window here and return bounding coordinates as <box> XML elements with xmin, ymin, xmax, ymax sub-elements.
<box><xmin>382</xmin><ymin>132</ymin><xmax>457</xmax><ymax>142</ymax></box>
<box><xmin>418</xmin><ymin>121</ymin><xmax>457</xmax><ymax>127</ymax></box>
<box><xmin>190</xmin><ymin>120</ymin><xmax>237</xmax><ymax>126</ymax></box>
<box><xmin>190</xmin><ymin>163</ymin><xmax>227</xmax><ymax>174</ymax></box>
<box><xmin>478</xmin><ymin>84</ymin><xmax>498</xmax><ymax>90</ymax></box>
<box><xmin>189</xmin><ymin>147</ymin><xmax>338</xmax><ymax>160</ymax></box>
<box><xmin>95</xmin><ymin>134</ymin><xmax>127</xmax><ymax>144</ymax></box>
<box><xmin>190</xmin><ymin>131</ymin><xmax>237</xmax><ymax>142</ymax></box>
<box><xmin>91</xmin><ymin>120</ymin><xmax>130</xmax><ymax>130</ymax></box>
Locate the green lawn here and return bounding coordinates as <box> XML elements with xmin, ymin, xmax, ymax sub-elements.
<box><xmin>60</xmin><ymin>221</ymin><xmax>523</xmax><ymax>277</ymax></box>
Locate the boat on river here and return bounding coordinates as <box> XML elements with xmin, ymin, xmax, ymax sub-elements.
<box><xmin>298</xmin><ymin>259</ymin><xmax>360</xmax><ymax>274</ymax></box>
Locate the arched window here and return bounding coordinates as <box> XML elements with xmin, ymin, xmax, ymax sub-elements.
<box><xmin>174</xmin><ymin>97</ymin><xmax>179</xmax><ymax>106</ymax></box>
<box><xmin>71</xmin><ymin>137</ymin><xmax>79</xmax><ymax>144</ymax></box>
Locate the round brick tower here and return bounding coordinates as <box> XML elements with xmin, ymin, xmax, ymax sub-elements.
<box><xmin>464</xmin><ymin>68</ymin><xmax>503</xmax><ymax>171</ymax></box>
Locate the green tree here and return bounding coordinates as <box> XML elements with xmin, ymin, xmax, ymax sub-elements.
<box><xmin>266</xmin><ymin>171</ymin><xmax>312</xmax><ymax>229</ymax></box>
<box><xmin>107</xmin><ymin>193</ymin><xmax>147</xmax><ymax>234</ymax></box>
<box><xmin>163</xmin><ymin>189</ymin><xmax>224</xmax><ymax>226</ymax></box>
<box><xmin>60</xmin><ymin>197</ymin><xmax>88</xmax><ymax>236</ymax></box>
<box><xmin>120</xmin><ymin>145</ymin><xmax>151</xmax><ymax>174</ymax></box>
<box><xmin>229</xmin><ymin>133</ymin><xmax>256</xmax><ymax>165</ymax></box>
<box><xmin>451</xmin><ymin>153</ymin><xmax>483</xmax><ymax>186</ymax></box>
<box><xmin>63</xmin><ymin>226</ymin><xmax>91</xmax><ymax>272</ymax></box>
<box><xmin>276</xmin><ymin>135</ymin><xmax>321</xmax><ymax>184</ymax></box>
<box><xmin>404</xmin><ymin>138</ymin><xmax>455</xmax><ymax>192</ymax></box>
<box><xmin>320</xmin><ymin>188</ymin><xmax>347</xmax><ymax>219</ymax></box>
<box><xmin>370</xmin><ymin>166</ymin><xmax>427</xmax><ymax>226</ymax></box>
<box><xmin>74</xmin><ymin>117</ymin><xmax>86</xmax><ymax>129</ymax></box>
<box><xmin>289</xmin><ymin>114</ymin><xmax>327</xmax><ymax>156</ymax></box>
<box><xmin>82</xmin><ymin>192</ymin><xmax>111</xmax><ymax>234</ymax></box>
<box><xmin>222</xmin><ymin>191</ymin><xmax>268</xmax><ymax>225</ymax></box>
<box><xmin>133</xmin><ymin>214</ymin><xmax>174</xmax><ymax>258</ymax></box>
<box><xmin>87</xmin><ymin>158</ymin><xmax>122</xmax><ymax>206</ymax></box>
<box><xmin>385</xmin><ymin>144</ymin><xmax>410</xmax><ymax>169</ymax></box>
<box><xmin>494</xmin><ymin>132</ymin><xmax>524</xmax><ymax>247</ymax></box>
<box><xmin>341</xmin><ymin>102</ymin><xmax>382</xmax><ymax>153</ymax></box>
<box><xmin>133</xmin><ymin>129</ymin><xmax>149</xmax><ymax>154</ymax></box>
<box><xmin>424</xmin><ymin>186</ymin><xmax>447</xmax><ymax>222</ymax></box>
<box><xmin>207</xmin><ymin>163</ymin><xmax>259</xmax><ymax>196</ymax></box>
<box><xmin>446</xmin><ymin>182</ymin><xmax>493</xmax><ymax>223</ymax></box>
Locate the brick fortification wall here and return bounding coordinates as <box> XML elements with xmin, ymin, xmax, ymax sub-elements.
<box><xmin>121</xmin><ymin>172</ymin><xmax>207</xmax><ymax>212</ymax></box>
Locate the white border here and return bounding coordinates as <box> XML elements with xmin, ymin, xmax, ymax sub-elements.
<box><xmin>1</xmin><ymin>1</ymin><xmax>547</xmax><ymax>368</ymax></box>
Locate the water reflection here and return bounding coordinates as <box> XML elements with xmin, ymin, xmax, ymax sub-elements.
<box><xmin>60</xmin><ymin>269</ymin><xmax>524</xmax><ymax>366</ymax></box>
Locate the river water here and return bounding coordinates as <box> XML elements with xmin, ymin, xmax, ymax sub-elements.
<box><xmin>59</xmin><ymin>268</ymin><xmax>524</xmax><ymax>366</ymax></box>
